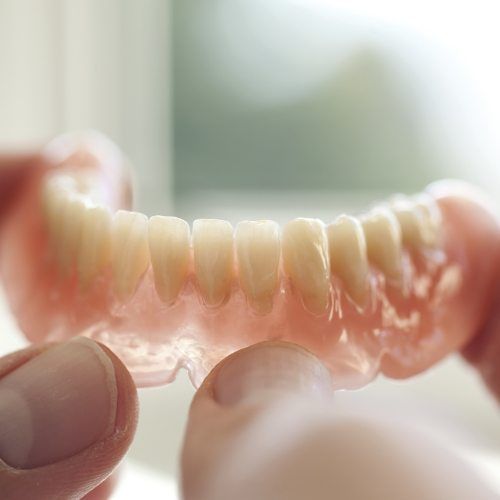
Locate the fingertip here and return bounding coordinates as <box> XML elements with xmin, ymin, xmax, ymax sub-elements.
<box><xmin>462</xmin><ymin>315</ymin><xmax>500</xmax><ymax>403</ymax></box>
<box><xmin>196</xmin><ymin>341</ymin><xmax>333</xmax><ymax>408</ymax></box>
<box><xmin>182</xmin><ymin>342</ymin><xmax>332</xmax><ymax>500</ymax></box>
<box><xmin>0</xmin><ymin>338</ymin><xmax>138</xmax><ymax>499</ymax></box>
<box><xmin>0</xmin><ymin>153</ymin><xmax>40</xmax><ymax>224</ymax></box>
<box><xmin>97</xmin><ymin>341</ymin><xmax>139</xmax><ymax>439</ymax></box>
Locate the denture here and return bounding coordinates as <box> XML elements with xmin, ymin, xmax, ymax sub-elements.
<box><xmin>1</xmin><ymin>132</ymin><xmax>499</xmax><ymax>388</ymax></box>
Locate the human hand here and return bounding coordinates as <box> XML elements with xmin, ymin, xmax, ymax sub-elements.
<box><xmin>0</xmin><ymin>154</ymin><xmax>39</xmax><ymax>228</ymax></box>
<box><xmin>0</xmin><ymin>338</ymin><xmax>497</xmax><ymax>500</ymax></box>
<box><xmin>0</xmin><ymin>339</ymin><xmax>137</xmax><ymax>499</ymax></box>
<box><xmin>180</xmin><ymin>341</ymin><xmax>499</xmax><ymax>500</ymax></box>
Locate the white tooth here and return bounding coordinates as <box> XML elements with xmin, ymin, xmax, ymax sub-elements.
<box><xmin>56</xmin><ymin>195</ymin><xmax>87</xmax><ymax>276</ymax></box>
<box><xmin>413</xmin><ymin>193</ymin><xmax>442</xmax><ymax>246</ymax></box>
<box><xmin>111</xmin><ymin>210</ymin><xmax>150</xmax><ymax>301</ymax></box>
<box><xmin>327</xmin><ymin>215</ymin><xmax>369</xmax><ymax>306</ymax></box>
<box><xmin>193</xmin><ymin>219</ymin><xmax>234</xmax><ymax>307</ymax></box>
<box><xmin>236</xmin><ymin>220</ymin><xmax>280</xmax><ymax>315</ymax></box>
<box><xmin>362</xmin><ymin>207</ymin><xmax>403</xmax><ymax>281</ymax></box>
<box><xmin>148</xmin><ymin>216</ymin><xmax>190</xmax><ymax>304</ymax></box>
<box><xmin>282</xmin><ymin>218</ymin><xmax>330</xmax><ymax>315</ymax></box>
<box><xmin>77</xmin><ymin>205</ymin><xmax>112</xmax><ymax>289</ymax></box>
<box><xmin>389</xmin><ymin>196</ymin><xmax>427</xmax><ymax>248</ymax></box>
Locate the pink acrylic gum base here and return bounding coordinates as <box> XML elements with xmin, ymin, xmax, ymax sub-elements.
<box><xmin>1</xmin><ymin>136</ymin><xmax>499</xmax><ymax>389</ymax></box>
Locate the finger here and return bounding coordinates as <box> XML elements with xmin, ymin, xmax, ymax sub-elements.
<box><xmin>0</xmin><ymin>337</ymin><xmax>138</xmax><ymax>499</ymax></box>
<box><xmin>181</xmin><ymin>341</ymin><xmax>333</xmax><ymax>500</ymax></box>
<box><xmin>463</xmin><ymin>290</ymin><xmax>500</xmax><ymax>401</ymax></box>
<box><xmin>181</xmin><ymin>341</ymin><xmax>496</xmax><ymax>500</ymax></box>
<box><xmin>82</xmin><ymin>471</ymin><xmax>120</xmax><ymax>499</ymax></box>
<box><xmin>0</xmin><ymin>154</ymin><xmax>40</xmax><ymax>224</ymax></box>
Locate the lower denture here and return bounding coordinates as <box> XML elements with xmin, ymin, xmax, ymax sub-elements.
<box><xmin>1</xmin><ymin>132</ymin><xmax>499</xmax><ymax>389</ymax></box>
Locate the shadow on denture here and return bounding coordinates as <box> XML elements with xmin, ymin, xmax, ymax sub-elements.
<box><xmin>1</xmin><ymin>132</ymin><xmax>499</xmax><ymax>388</ymax></box>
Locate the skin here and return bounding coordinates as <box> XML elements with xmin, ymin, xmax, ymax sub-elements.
<box><xmin>0</xmin><ymin>156</ymin><xmax>498</xmax><ymax>499</ymax></box>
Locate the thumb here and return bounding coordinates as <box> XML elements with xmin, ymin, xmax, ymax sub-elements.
<box><xmin>181</xmin><ymin>342</ymin><xmax>497</xmax><ymax>500</ymax></box>
<box><xmin>0</xmin><ymin>338</ymin><xmax>138</xmax><ymax>499</ymax></box>
<box><xmin>180</xmin><ymin>341</ymin><xmax>333</xmax><ymax>500</ymax></box>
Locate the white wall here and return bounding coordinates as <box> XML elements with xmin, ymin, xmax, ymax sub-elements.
<box><xmin>0</xmin><ymin>0</ymin><xmax>172</xmax><ymax>213</ymax></box>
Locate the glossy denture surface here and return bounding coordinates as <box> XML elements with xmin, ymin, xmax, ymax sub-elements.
<box><xmin>1</xmin><ymin>133</ymin><xmax>499</xmax><ymax>388</ymax></box>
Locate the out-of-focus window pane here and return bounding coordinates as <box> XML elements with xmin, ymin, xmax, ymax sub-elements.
<box><xmin>173</xmin><ymin>0</ymin><xmax>500</xmax><ymax>201</ymax></box>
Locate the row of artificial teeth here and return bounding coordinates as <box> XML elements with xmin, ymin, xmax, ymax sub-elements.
<box><xmin>42</xmin><ymin>178</ymin><xmax>441</xmax><ymax>315</ymax></box>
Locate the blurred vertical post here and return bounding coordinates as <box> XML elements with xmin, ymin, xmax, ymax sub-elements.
<box><xmin>0</xmin><ymin>0</ymin><xmax>172</xmax><ymax>214</ymax></box>
<box><xmin>0</xmin><ymin>0</ymin><xmax>62</xmax><ymax>146</ymax></box>
<box><xmin>122</xmin><ymin>0</ymin><xmax>172</xmax><ymax>215</ymax></box>
<box><xmin>62</xmin><ymin>0</ymin><xmax>172</xmax><ymax>214</ymax></box>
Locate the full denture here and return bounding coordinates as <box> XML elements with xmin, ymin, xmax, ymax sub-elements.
<box><xmin>1</xmin><ymin>132</ymin><xmax>499</xmax><ymax>388</ymax></box>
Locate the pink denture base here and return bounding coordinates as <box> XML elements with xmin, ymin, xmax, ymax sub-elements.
<box><xmin>1</xmin><ymin>136</ymin><xmax>499</xmax><ymax>389</ymax></box>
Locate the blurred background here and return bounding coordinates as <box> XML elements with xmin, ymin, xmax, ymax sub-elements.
<box><xmin>1</xmin><ymin>0</ymin><xmax>500</xmax><ymax>497</ymax></box>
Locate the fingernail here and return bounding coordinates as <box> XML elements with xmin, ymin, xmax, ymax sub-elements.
<box><xmin>0</xmin><ymin>338</ymin><xmax>117</xmax><ymax>469</ymax></box>
<box><xmin>214</xmin><ymin>342</ymin><xmax>332</xmax><ymax>406</ymax></box>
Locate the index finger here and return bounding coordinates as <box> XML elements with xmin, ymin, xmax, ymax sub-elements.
<box><xmin>0</xmin><ymin>153</ymin><xmax>40</xmax><ymax>225</ymax></box>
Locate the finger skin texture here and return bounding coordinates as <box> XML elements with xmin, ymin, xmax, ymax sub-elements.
<box><xmin>182</xmin><ymin>341</ymin><xmax>497</xmax><ymax>500</ymax></box>
<box><xmin>0</xmin><ymin>154</ymin><xmax>39</xmax><ymax>229</ymax></box>
<box><xmin>0</xmin><ymin>340</ymin><xmax>138</xmax><ymax>500</ymax></box>
<box><xmin>82</xmin><ymin>471</ymin><xmax>120</xmax><ymax>500</ymax></box>
<box><xmin>463</xmin><ymin>283</ymin><xmax>500</xmax><ymax>403</ymax></box>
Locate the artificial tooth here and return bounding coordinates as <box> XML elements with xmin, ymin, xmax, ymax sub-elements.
<box><xmin>390</xmin><ymin>197</ymin><xmax>427</xmax><ymax>248</ymax></box>
<box><xmin>193</xmin><ymin>219</ymin><xmax>234</xmax><ymax>307</ymax></box>
<box><xmin>361</xmin><ymin>207</ymin><xmax>403</xmax><ymax>281</ymax></box>
<box><xmin>111</xmin><ymin>210</ymin><xmax>150</xmax><ymax>301</ymax></box>
<box><xmin>77</xmin><ymin>205</ymin><xmax>112</xmax><ymax>289</ymax></box>
<box><xmin>327</xmin><ymin>215</ymin><xmax>369</xmax><ymax>306</ymax></box>
<box><xmin>149</xmin><ymin>216</ymin><xmax>190</xmax><ymax>305</ymax></box>
<box><xmin>235</xmin><ymin>220</ymin><xmax>280</xmax><ymax>315</ymax></box>
<box><xmin>282</xmin><ymin>218</ymin><xmax>330</xmax><ymax>315</ymax></box>
<box><xmin>413</xmin><ymin>193</ymin><xmax>442</xmax><ymax>246</ymax></box>
<box><xmin>56</xmin><ymin>195</ymin><xmax>87</xmax><ymax>276</ymax></box>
